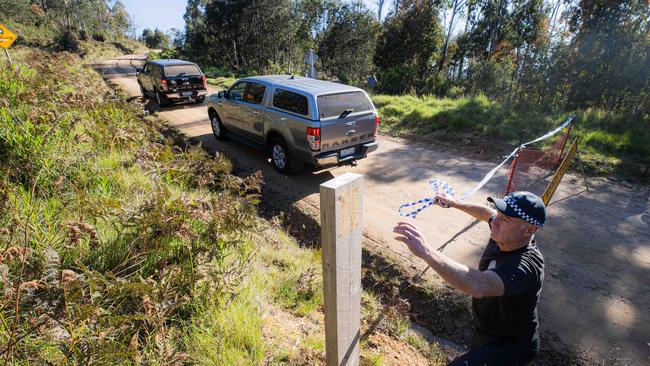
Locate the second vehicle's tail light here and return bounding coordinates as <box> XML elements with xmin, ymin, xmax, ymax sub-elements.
<box><xmin>374</xmin><ymin>114</ymin><xmax>380</xmax><ymax>140</ymax></box>
<box><xmin>161</xmin><ymin>79</ymin><xmax>169</xmax><ymax>92</ymax></box>
<box><xmin>306</xmin><ymin>127</ymin><xmax>321</xmax><ymax>151</ymax></box>
<box><xmin>201</xmin><ymin>75</ymin><xmax>207</xmax><ymax>89</ymax></box>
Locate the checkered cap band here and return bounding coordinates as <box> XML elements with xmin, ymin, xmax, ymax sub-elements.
<box><xmin>504</xmin><ymin>196</ymin><xmax>544</xmax><ymax>228</ymax></box>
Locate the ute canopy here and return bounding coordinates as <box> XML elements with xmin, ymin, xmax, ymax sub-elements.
<box><xmin>317</xmin><ymin>91</ymin><xmax>373</xmax><ymax>120</ymax></box>
<box><xmin>164</xmin><ymin>64</ymin><xmax>201</xmax><ymax>77</ymax></box>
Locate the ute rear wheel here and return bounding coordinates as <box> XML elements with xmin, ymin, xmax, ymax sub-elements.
<box><xmin>156</xmin><ymin>91</ymin><xmax>170</xmax><ymax>107</ymax></box>
<box><xmin>269</xmin><ymin>137</ymin><xmax>303</xmax><ymax>174</ymax></box>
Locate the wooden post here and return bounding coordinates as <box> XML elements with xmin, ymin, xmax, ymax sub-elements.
<box><xmin>320</xmin><ymin>173</ymin><xmax>363</xmax><ymax>366</ymax></box>
<box><xmin>3</xmin><ymin>49</ymin><xmax>12</xmax><ymax>65</ymax></box>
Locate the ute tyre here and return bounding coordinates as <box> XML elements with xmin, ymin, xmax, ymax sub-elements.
<box><xmin>270</xmin><ymin>137</ymin><xmax>302</xmax><ymax>174</ymax></box>
<box><xmin>210</xmin><ymin>113</ymin><xmax>228</xmax><ymax>141</ymax></box>
<box><xmin>195</xmin><ymin>96</ymin><xmax>205</xmax><ymax>104</ymax></box>
<box><xmin>156</xmin><ymin>91</ymin><xmax>170</xmax><ymax>107</ymax></box>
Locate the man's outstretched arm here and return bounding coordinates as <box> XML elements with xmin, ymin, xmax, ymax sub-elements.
<box><xmin>394</xmin><ymin>222</ymin><xmax>504</xmax><ymax>298</ymax></box>
<box><xmin>435</xmin><ymin>195</ymin><xmax>497</xmax><ymax>223</ymax></box>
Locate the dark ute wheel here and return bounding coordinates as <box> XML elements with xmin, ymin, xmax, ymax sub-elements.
<box><xmin>209</xmin><ymin>112</ymin><xmax>227</xmax><ymax>140</ymax></box>
<box><xmin>156</xmin><ymin>91</ymin><xmax>170</xmax><ymax>107</ymax></box>
<box><xmin>270</xmin><ymin>137</ymin><xmax>303</xmax><ymax>173</ymax></box>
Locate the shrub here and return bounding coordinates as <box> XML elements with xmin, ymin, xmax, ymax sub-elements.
<box><xmin>0</xmin><ymin>49</ymin><xmax>265</xmax><ymax>363</ymax></box>
<box><xmin>92</xmin><ymin>33</ymin><xmax>106</xmax><ymax>42</ymax></box>
<box><xmin>56</xmin><ymin>30</ymin><xmax>80</xmax><ymax>53</ymax></box>
<box><xmin>377</xmin><ymin>65</ymin><xmax>417</xmax><ymax>95</ymax></box>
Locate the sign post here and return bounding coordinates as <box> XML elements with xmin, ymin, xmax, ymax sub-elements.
<box><xmin>304</xmin><ymin>48</ymin><xmax>318</xmax><ymax>79</ymax></box>
<box><xmin>320</xmin><ymin>173</ymin><xmax>363</xmax><ymax>366</ymax></box>
<box><xmin>542</xmin><ymin>138</ymin><xmax>578</xmax><ymax>205</ymax></box>
<box><xmin>0</xmin><ymin>24</ymin><xmax>18</xmax><ymax>65</ymax></box>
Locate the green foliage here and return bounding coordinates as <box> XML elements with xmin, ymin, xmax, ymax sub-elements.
<box><xmin>374</xmin><ymin>0</ymin><xmax>443</xmax><ymax>94</ymax></box>
<box><xmin>3</xmin><ymin>0</ymin><xmax>136</xmax><ymax>49</ymax></box>
<box><xmin>273</xmin><ymin>263</ymin><xmax>322</xmax><ymax>316</ymax></box>
<box><xmin>373</xmin><ymin>93</ymin><xmax>650</xmax><ymax>178</ymax></box>
<box><xmin>0</xmin><ymin>50</ymin><xmax>263</xmax><ymax>363</ymax></box>
<box><xmin>317</xmin><ymin>3</ymin><xmax>381</xmax><ymax>83</ymax></box>
<box><xmin>185</xmin><ymin>0</ymin><xmax>306</xmax><ymax>73</ymax></box>
<box><xmin>141</xmin><ymin>28</ymin><xmax>170</xmax><ymax>49</ymax></box>
<box><xmin>56</xmin><ymin>30</ymin><xmax>80</xmax><ymax>52</ymax></box>
<box><xmin>176</xmin><ymin>0</ymin><xmax>649</xmax><ymax>125</ymax></box>
<box><xmin>202</xmin><ymin>66</ymin><xmax>235</xmax><ymax>79</ymax></box>
<box><xmin>181</xmin><ymin>0</ymin><xmax>381</xmax><ymax>82</ymax></box>
<box><xmin>2</xmin><ymin>18</ymin><xmax>59</xmax><ymax>48</ymax></box>
<box><xmin>206</xmin><ymin>76</ymin><xmax>238</xmax><ymax>90</ymax></box>
<box><xmin>185</xmin><ymin>280</ymin><xmax>266</xmax><ymax>364</ymax></box>
<box><xmin>565</xmin><ymin>0</ymin><xmax>649</xmax><ymax>112</ymax></box>
<box><xmin>362</xmin><ymin>352</ymin><xmax>384</xmax><ymax>366</ymax></box>
<box><xmin>465</xmin><ymin>58</ymin><xmax>517</xmax><ymax>99</ymax></box>
<box><xmin>403</xmin><ymin>330</ymin><xmax>447</xmax><ymax>364</ymax></box>
<box><xmin>147</xmin><ymin>47</ymin><xmax>180</xmax><ymax>61</ymax></box>
<box><xmin>375</xmin><ymin>65</ymin><xmax>418</xmax><ymax>95</ymax></box>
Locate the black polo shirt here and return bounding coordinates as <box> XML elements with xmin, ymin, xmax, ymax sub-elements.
<box><xmin>472</xmin><ymin>217</ymin><xmax>545</xmax><ymax>351</ymax></box>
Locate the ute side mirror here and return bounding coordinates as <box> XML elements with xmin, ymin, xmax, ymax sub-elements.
<box><xmin>218</xmin><ymin>90</ymin><xmax>226</xmax><ymax>99</ymax></box>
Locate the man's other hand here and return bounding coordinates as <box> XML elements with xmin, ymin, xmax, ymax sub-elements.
<box><xmin>393</xmin><ymin>222</ymin><xmax>432</xmax><ymax>259</ymax></box>
<box><xmin>434</xmin><ymin>194</ymin><xmax>457</xmax><ymax>208</ymax></box>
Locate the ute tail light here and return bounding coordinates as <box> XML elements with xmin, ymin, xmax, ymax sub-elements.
<box><xmin>201</xmin><ymin>75</ymin><xmax>207</xmax><ymax>89</ymax></box>
<box><xmin>161</xmin><ymin>79</ymin><xmax>169</xmax><ymax>92</ymax></box>
<box><xmin>306</xmin><ymin>127</ymin><xmax>321</xmax><ymax>151</ymax></box>
<box><xmin>374</xmin><ymin>114</ymin><xmax>380</xmax><ymax>140</ymax></box>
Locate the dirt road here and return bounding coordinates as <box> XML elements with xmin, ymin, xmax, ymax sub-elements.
<box><xmin>95</xmin><ymin>55</ymin><xmax>649</xmax><ymax>365</ymax></box>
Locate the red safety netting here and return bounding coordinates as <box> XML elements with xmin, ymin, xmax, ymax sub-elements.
<box><xmin>502</xmin><ymin>125</ymin><xmax>573</xmax><ymax>197</ymax></box>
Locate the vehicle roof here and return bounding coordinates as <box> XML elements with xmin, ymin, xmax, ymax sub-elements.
<box><xmin>148</xmin><ymin>59</ymin><xmax>197</xmax><ymax>67</ymax></box>
<box><xmin>238</xmin><ymin>75</ymin><xmax>364</xmax><ymax>97</ymax></box>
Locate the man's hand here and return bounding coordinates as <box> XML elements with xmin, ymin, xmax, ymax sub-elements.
<box><xmin>393</xmin><ymin>222</ymin><xmax>433</xmax><ymax>259</ymax></box>
<box><xmin>434</xmin><ymin>194</ymin><xmax>457</xmax><ymax>208</ymax></box>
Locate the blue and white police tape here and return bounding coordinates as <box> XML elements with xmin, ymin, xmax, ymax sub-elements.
<box><xmin>398</xmin><ymin>113</ymin><xmax>576</xmax><ymax>218</ymax></box>
<box><xmin>398</xmin><ymin>179</ymin><xmax>457</xmax><ymax>218</ymax></box>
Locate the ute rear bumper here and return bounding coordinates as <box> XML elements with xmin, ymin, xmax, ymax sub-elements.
<box><xmin>165</xmin><ymin>90</ymin><xmax>207</xmax><ymax>100</ymax></box>
<box><xmin>313</xmin><ymin>141</ymin><xmax>378</xmax><ymax>167</ymax></box>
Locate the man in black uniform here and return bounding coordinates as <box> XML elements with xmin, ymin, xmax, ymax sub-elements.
<box><xmin>393</xmin><ymin>191</ymin><xmax>546</xmax><ymax>365</ymax></box>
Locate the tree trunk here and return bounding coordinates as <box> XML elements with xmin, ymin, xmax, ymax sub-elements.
<box><xmin>438</xmin><ymin>0</ymin><xmax>462</xmax><ymax>72</ymax></box>
<box><xmin>233</xmin><ymin>39</ymin><xmax>241</xmax><ymax>71</ymax></box>
<box><xmin>63</xmin><ymin>0</ymin><xmax>72</xmax><ymax>31</ymax></box>
<box><xmin>458</xmin><ymin>0</ymin><xmax>474</xmax><ymax>81</ymax></box>
<box><xmin>376</xmin><ymin>0</ymin><xmax>385</xmax><ymax>20</ymax></box>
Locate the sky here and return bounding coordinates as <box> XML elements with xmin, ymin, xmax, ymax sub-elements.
<box><xmin>122</xmin><ymin>0</ymin><xmax>389</xmax><ymax>36</ymax></box>
<box><xmin>122</xmin><ymin>0</ymin><xmax>187</xmax><ymax>36</ymax></box>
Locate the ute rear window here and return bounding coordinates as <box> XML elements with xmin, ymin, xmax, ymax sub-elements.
<box><xmin>164</xmin><ymin>64</ymin><xmax>202</xmax><ymax>77</ymax></box>
<box><xmin>317</xmin><ymin>91</ymin><xmax>373</xmax><ymax>120</ymax></box>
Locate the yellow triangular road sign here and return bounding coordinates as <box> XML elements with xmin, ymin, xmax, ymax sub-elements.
<box><xmin>0</xmin><ymin>24</ymin><xmax>17</xmax><ymax>49</ymax></box>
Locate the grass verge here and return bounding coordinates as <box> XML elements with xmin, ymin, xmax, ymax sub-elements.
<box><xmin>372</xmin><ymin>94</ymin><xmax>650</xmax><ymax>182</ymax></box>
<box><xmin>206</xmin><ymin>76</ymin><xmax>238</xmax><ymax>90</ymax></box>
